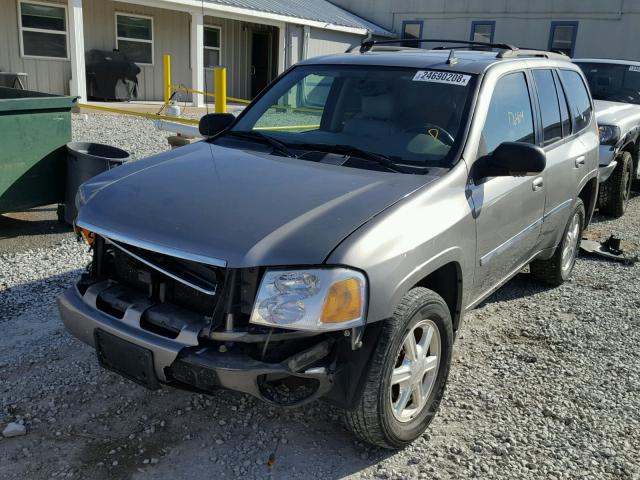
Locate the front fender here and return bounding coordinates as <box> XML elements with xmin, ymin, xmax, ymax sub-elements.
<box><xmin>326</xmin><ymin>162</ymin><xmax>475</xmax><ymax>328</ymax></box>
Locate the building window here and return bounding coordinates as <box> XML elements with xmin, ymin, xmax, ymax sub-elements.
<box><xmin>116</xmin><ymin>13</ymin><xmax>153</xmax><ymax>65</ymax></box>
<box><xmin>401</xmin><ymin>20</ymin><xmax>423</xmax><ymax>47</ymax></box>
<box><xmin>204</xmin><ymin>26</ymin><xmax>221</xmax><ymax>68</ymax></box>
<box><xmin>470</xmin><ymin>21</ymin><xmax>495</xmax><ymax>43</ymax></box>
<box><xmin>19</xmin><ymin>1</ymin><xmax>68</xmax><ymax>59</ymax></box>
<box><xmin>548</xmin><ymin>21</ymin><xmax>578</xmax><ymax>57</ymax></box>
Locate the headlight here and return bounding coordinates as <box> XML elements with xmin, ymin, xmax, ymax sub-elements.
<box><xmin>249</xmin><ymin>268</ymin><xmax>367</xmax><ymax>331</ymax></box>
<box><xmin>598</xmin><ymin>125</ymin><xmax>620</xmax><ymax>145</ymax></box>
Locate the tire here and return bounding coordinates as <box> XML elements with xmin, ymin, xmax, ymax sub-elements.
<box><xmin>342</xmin><ymin>288</ymin><xmax>453</xmax><ymax>449</ymax></box>
<box><xmin>530</xmin><ymin>198</ymin><xmax>585</xmax><ymax>287</ymax></box>
<box><xmin>599</xmin><ymin>151</ymin><xmax>633</xmax><ymax>218</ymax></box>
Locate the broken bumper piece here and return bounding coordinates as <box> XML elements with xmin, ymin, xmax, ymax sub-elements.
<box><xmin>58</xmin><ymin>285</ymin><xmax>335</xmax><ymax>406</ymax></box>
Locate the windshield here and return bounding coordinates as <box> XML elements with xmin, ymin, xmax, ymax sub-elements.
<box><xmin>576</xmin><ymin>62</ymin><xmax>640</xmax><ymax>105</ymax></box>
<box><xmin>229</xmin><ymin>65</ymin><xmax>476</xmax><ymax>169</ymax></box>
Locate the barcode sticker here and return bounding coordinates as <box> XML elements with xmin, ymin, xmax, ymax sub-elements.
<box><xmin>629</xmin><ymin>65</ymin><xmax>640</xmax><ymax>73</ymax></box>
<box><xmin>413</xmin><ymin>70</ymin><xmax>471</xmax><ymax>86</ymax></box>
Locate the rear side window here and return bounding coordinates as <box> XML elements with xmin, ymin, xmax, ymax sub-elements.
<box><xmin>482</xmin><ymin>72</ymin><xmax>535</xmax><ymax>154</ymax></box>
<box><xmin>533</xmin><ymin>69</ymin><xmax>562</xmax><ymax>146</ymax></box>
<box><xmin>559</xmin><ymin>69</ymin><xmax>592</xmax><ymax>132</ymax></box>
<box><xmin>553</xmin><ymin>71</ymin><xmax>572</xmax><ymax>137</ymax></box>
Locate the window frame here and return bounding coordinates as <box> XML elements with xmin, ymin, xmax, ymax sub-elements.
<box><xmin>203</xmin><ymin>25</ymin><xmax>222</xmax><ymax>71</ymax></box>
<box><xmin>470</xmin><ymin>21</ymin><xmax>496</xmax><ymax>43</ymax></box>
<box><xmin>557</xmin><ymin>68</ymin><xmax>593</xmax><ymax>135</ymax></box>
<box><xmin>548</xmin><ymin>21</ymin><xmax>578</xmax><ymax>58</ymax></box>
<box><xmin>115</xmin><ymin>12</ymin><xmax>154</xmax><ymax>66</ymax></box>
<box><xmin>18</xmin><ymin>0</ymin><xmax>70</xmax><ymax>60</ymax></box>
<box><xmin>479</xmin><ymin>70</ymin><xmax>539</xmax><ymax>157</ymax></box>
<box><xmin>401</xmin><ymin>20</ymin><xmax>423</xmax><ymax>47</ymax></box>
<box><xmin>530</xmin><ymin>68</ymin><xmax>565</xmax><ymax>148</ymax></box>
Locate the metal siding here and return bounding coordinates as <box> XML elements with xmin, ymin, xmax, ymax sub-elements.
<box><xmin>0</xmin><ymin>0</ymin><xmax>71</xmax><ymax>94</ymax></box>
<box><xmin>203</xmin><ymin>0</ymin><xmax>392</xmax><ymax>36</ymax></box>
<box><xmin>333</xmin><ymin>0</ymin><xmax>640</xmax><ymax>60</ymax></box>
<box><xmin>83</xmin><ymin>0</ymin><xmax>191</xmax><ymax>102</ymax></box>
<box><xmin>306</xmin><ymin>28</ymin><xmax>362</xmax><ymax>59</ymax></box>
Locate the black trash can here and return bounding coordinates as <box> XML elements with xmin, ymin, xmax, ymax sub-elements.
<box><xmin>63</xmin><ymin>142</ymin><xmax>129</xmax><ymax>224</ymax></box>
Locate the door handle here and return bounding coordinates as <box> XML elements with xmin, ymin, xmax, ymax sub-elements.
<box><xmin>532</xmin><ymin>177</ymin><xmax>544</xmax><ymax>191</ymax></box>
<box><xmin>251</xmin><ymin>65</ymin><xmax>256</xmax><ymax>75</ymax></box>
<box><xmin>575</xmin><ymin>156</ymin><xmax>586</xmax><ymax>168</ymax></box>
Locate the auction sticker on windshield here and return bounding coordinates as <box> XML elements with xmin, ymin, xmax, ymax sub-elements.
<box><xmin>413</xmin><ymin>70</ymin><xmax>471</xmax><ymax>86</ymax></box>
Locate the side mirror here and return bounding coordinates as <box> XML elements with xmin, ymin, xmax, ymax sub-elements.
<box><xmin>475</xmin><ymin>142</ymin><xmax>546</xmax><ymax>178</ymax></box>
<box><xmin>199</xmin><ymin>113</ymin><xmax>235</xmax><ymax>137</ymax></box>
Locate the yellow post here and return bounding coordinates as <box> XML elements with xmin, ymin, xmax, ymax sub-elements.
<box><xmin>214</xmin><ymin>67</ymin><xmax>227</xmax><ymax>113</ymax></box>
<box><xmin>163</xmin><ymin>54</ymin><xmax>171</xmax><ymax>105</ymax></box>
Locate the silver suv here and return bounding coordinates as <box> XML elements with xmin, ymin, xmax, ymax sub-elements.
<box><xmin>59</xmin><ymin>40</ymin><xmax>599</xmax><ymax>449</ymax></box>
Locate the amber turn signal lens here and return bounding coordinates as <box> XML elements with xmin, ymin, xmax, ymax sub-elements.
<box><xmin>320</xmin><ymin>278</ymin><xmax>363</xmax><ymax>323</ymax></box>
<box><xmin>80</xmin><ymin>228</ymin><xmax>95</xmax><ymax>246</ymax></box>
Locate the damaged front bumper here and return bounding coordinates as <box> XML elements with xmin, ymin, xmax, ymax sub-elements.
<box><xmin>58</xmin><ymin>284</ymin><xmax>375</xmax><ymax>408</ymax></box>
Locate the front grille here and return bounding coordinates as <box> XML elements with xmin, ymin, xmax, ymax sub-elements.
<box><xmin>109</xmin><ymin>245</ymin><xmax>223</xmax><ymax>317</ymax></box>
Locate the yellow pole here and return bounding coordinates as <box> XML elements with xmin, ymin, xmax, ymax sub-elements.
<box><xmin>214</xmin><ymin>67</ymin><xmax>227</xmax><ymax>113</ymax></box>
<box><xmin>163</xmin><ymin>54</ymin><xmax>171</xmax><ymax>105</ymax></box>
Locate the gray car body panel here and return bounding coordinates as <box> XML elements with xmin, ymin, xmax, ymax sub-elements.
<box><xmin>76</xmin><ymin>141</ymin><xmax>433</xmax><ymax>268</ymax></box>
<box><xmin>328</xmin><ymin>57</ymin><xmax>599</xmax><ymax>324</ymax></box>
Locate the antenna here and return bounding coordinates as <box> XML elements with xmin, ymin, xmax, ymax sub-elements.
<box><xmin>447</xmin><ymin>49</ymin><xmax>458</xmax><ymax>65</ymax></box>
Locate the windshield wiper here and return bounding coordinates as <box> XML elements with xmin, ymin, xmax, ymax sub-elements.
<box><xmin>223</xmin><ymin>130</ymin><xmax>296</xmax><ymax>158</ymax></box>
<box><xmin>292</xmin><ymin>143</ymin><xmax>407</xmax><ymax>173</ymax></box>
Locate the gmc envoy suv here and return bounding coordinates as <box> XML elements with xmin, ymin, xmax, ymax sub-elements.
<box><xmin>59</xmin><ymin>40</ymin><xmax>599</xmax><ymax>448</ymax></box>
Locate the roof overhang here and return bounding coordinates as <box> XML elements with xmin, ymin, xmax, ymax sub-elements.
<box><xmin>119</xmin><ymin>0</ymin><xmax>384</xmax><ymax>37</ymax></box>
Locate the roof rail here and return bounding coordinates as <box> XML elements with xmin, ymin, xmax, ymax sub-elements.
<box><xmin>348</xmin><ymin>38</ymin><xmax>517</xmax><ymax>54</ymax></box>
<box><xmin>498</xmin><ymin>48</ymin><xmax>569</xmax><ymax>60</ymax></box>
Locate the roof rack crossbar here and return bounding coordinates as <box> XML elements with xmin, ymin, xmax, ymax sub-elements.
<box><xmin>350</xmin><ymin>38</ymin><xmax>517</xmax><ymax>54</ymax></box>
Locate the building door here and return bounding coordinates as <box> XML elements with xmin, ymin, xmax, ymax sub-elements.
<box><xmin>251</xmin><ymin>31</ymin><xmax>271</xmax><ymax>98</ymax></box>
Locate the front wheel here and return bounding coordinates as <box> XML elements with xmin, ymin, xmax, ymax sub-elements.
<box><xmin>342</xmin><ymin>288</ymin><xmax>453</xmax><ymax>449</ymax></box>
<box><xmin>530</xmin><ymin>198</ymin><xmax>585</xmax><ymax>286</ymax></box>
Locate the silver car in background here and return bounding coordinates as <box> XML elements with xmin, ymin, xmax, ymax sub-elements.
<box><xmin>59</xmin><ymin>40</ymin><xmax>599</xmax><ymax>448</ymax></box>
<box><xmin>574</xmin><ymin>58</ymin><xmax>640</xmax><ymax>217</ymax></box>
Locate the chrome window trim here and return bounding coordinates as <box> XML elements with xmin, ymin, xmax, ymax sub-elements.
<box><xmin>76</xmin><ymin>221</ymin><xmax>227</xmax><ymax>269</ymax></box>
<box><xmin>105</xmin><ymin>238</ymin><xmax>217</xmax><ymax>296</ymax></box>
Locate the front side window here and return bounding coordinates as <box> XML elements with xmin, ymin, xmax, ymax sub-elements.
<box><xmin>559</xmin><ymin>69</ymin><xmax>592</xmax><ymax>133</ymax></box>
<box><xmin>228</xmin><ymin>65</ymin><xmax>477</xmax><ymax>169</ymax></box>
<box><xmin>532</xmin><ymin>69</ymin><xmax>562</xmax><ymax>146</ymax></box>
<box><xmin>204</xmin><ymin>26</ymin><xmax>221</xmax><ymax>68</ymax></box>
<box><xmin>470</xmin><ymin>21</ymin><xmax>495</xmax><ymax>43</ymax></box>
<box><xmin>549</xmin><ymin>22</ymin><xmax>578</xmax><ymax>57</ymax></box>
<box><xmin>19</xmin><ymin>1</ymin><xmax>68</xmax><ymax>59</ymax></box>
<box><xmin>481</xmin><ymin>72</ymin><xmax>535</xmax><ymax>155</ymax></box>
<box><xmin>401</xmin><ymin>21</ymin><xmax>423</xmax><ymax>47</ymax></box>
<box><xmin>576</xmin><ymin>61</ymin><xmax>640</xmax><ymax>106</ymax></box>
<box><xmin>116</xmin><ymin>14</ymin><xmax>153</xmax><ymax>64</ymax></box>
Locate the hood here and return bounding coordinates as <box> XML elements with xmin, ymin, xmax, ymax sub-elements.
<box><xmin>77</xmin><ymin>142</ymin><xmax>437</xmax><ymax>268</ymax></box>
<box><xmin>593</xmin><ymin>99</ymin><xmax>640</xmax><ymax>125</ymax></box>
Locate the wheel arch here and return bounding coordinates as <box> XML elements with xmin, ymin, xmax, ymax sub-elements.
<box><xmin>578</xmin><ymin>175</ymin><xmax>598</xmax><ymax>227</ymax></box>
<box><xmin>410</xmin><ymin>261</ymin><xmax>464</xmax><ymax>333</ymax></box>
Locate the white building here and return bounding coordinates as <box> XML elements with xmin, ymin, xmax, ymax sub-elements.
<box><xmin>0</xmin><ymin>0</ymin><xmax>391</xmax><ymax>104</ymax></box>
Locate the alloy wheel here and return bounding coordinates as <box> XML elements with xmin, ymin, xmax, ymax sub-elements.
<box><xmin>389</xmin><ymin>319</ymin><xmax>441</xmax><ymax>422</ymax></box>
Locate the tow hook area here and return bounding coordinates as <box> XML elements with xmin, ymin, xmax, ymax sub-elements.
<box><xmin>167</xmin><ymin>339</ymin><xmax>334</xmax><ymax>406</ymax></box>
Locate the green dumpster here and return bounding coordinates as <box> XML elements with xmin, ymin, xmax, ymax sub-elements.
<box><xmin>0</xmin><ymin>87</ymin><xmax>77</xmax><ymax>214</ymax></box>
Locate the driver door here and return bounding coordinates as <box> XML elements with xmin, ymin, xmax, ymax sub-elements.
<box><xmin>469</xmin><ymin>71</ymin><xmax>546</xmax><ymax>302</ymax></box>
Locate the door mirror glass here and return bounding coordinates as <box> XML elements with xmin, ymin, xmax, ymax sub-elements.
<box><xmin>199</xmin><ymin>113</ymin><xmax>235</xmax><ymax>137</ymax></box>
<box><xmin>476</xmin><ymin>142</ymin><xmax>546</xmax><ymax>178</ymax></box>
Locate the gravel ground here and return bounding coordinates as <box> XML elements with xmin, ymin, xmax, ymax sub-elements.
<box><xmin>1</xmin><ymin>113</ymin><xmax>639</xmax><ymax>479</ymax></box>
